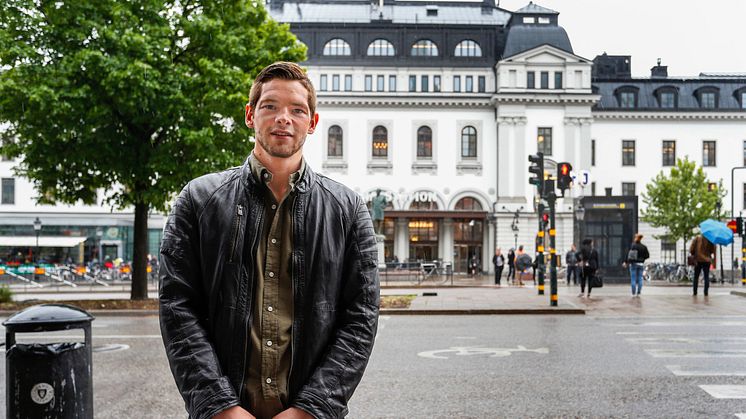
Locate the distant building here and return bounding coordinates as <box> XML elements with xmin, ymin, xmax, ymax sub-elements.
<box><xmin>2</xmin><ymin>1</ymin><xmax>745</xmax><ymax>276</ymax></box>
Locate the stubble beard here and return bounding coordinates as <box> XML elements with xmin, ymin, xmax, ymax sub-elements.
<box><xmin>256</xmin><ymin>133</ymin><xmax>306</xmax><ymax>158</ymax></box>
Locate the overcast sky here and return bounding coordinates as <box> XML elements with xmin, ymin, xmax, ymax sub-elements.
<box><xmin>497</xmin><ymin>0</ymin><xmax>746</xmax><ymax>77</ymax></box>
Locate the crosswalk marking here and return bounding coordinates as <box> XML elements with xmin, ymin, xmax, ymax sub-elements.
<box><xmin>699</xmin><ymin>385</ymin><xmax>746</xmax><ymax>399</ymax></box>
<box><xmin>734</xmin><ymin>413</ymin><xmax>746</xmax><ymax>418</ymax></box>
<box><xmin>666</xmin><ymin>365</ymin><xmax>746</xmax><ymax>377</ymax></box>
<box><xmin>628</xmin><ymin>337</ymin><xmax>746</xmax><ymax>344</ymax></box>
<box><xmin>646</xmin><ymin>349</ymin><xmax>746</xmax><ymax>358</ymax></box>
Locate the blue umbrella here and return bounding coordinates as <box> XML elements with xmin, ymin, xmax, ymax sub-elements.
<box><xmin>698</xmin><ymin>219</ymin><xmax>733</xmax><ymax>246</ymax></box>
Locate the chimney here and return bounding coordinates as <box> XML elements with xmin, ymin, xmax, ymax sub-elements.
<box><xmin>651</xmin><ymin>58</ymin><xmax>668</xmax><ymax>78</ymax></box>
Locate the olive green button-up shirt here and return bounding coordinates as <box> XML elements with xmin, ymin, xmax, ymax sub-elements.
<box><xmin>245</xmin><ymin>153</ymin><xmax>304</xmax><ymax>418</ymax></box>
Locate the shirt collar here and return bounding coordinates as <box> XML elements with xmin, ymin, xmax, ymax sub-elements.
<box><xmin>248</xmin><ymin>152</ymin><xmax>306</xmax><ymax>190</ymax></box>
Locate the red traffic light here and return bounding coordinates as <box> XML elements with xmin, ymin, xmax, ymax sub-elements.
<box><xmin>559</xmin><ymin>163</ymin><xmax>570</xmax><ymax>176</ymax></box>
<box><xmin>541</xmin><ymin>213</ymin><xmax>549</xmax><ymax>223</ymax></box>
<box><xmin>727</xmin><ymin>219</ymin><xmax>738</xmax><ymax>233</ymax></box>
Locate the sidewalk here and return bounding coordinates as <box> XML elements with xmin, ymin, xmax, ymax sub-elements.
<box><xmin>3</xmin><ymin>275</ymin><xmax>746</xmax><ymax>316</ymax></box>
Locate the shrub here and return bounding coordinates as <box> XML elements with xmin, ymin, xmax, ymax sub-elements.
<box><xmin>0</xmin><ymin>285</ymin><xmax>12</xmax><ymax>303</ymax></box>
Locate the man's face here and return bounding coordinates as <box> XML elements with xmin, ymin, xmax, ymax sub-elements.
<box><xmin>246</xmin><ymin>79</ymin><xmax>318</xmax><ymax>158</ymax></box>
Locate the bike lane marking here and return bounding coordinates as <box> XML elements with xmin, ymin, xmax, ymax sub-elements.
<box><xmin>417</xmin><ymin>345</ymin><xmax>548</xmax><ymax>360</ymax></box>
<box><xmin>698</xmin><ymin>385</ymin><xmax>746</xmax><ymax>399</ymax></box>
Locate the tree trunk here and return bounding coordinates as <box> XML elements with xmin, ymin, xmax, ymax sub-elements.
<box><xmin>130</xmin><ymin>202</ymin><xmax>150</xmax><ymax>300</ymax></box>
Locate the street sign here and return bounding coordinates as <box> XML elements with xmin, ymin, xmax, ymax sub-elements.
<box><xmin>577</xmin><ymin>170</ymin><xmax>590</xmax><ymax>186</ymax></box>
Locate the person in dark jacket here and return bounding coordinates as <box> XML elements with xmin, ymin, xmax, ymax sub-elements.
<box><xmin>159</xmin><ymin>62</ymin><xmax>379</xmax><ymax>419</ymax></box>
<box><xmin>506</xmin><ymin>248</ymin><xmax>516</xmax><ymax>284</ymax></box>
<box><xmin>623</xmin><ymin>233</ymin><xmax>650</xmax><ymax>296</ymax></box>
<box><xmin>565</xmin><ymin>244</ymin><xmax>579</xmax><ymax>286</ymax></box>
<box><xmin>492</xmin><ymin>248</ymin><xmax>505</xmax><ymax>285</ymax></box>
<box><xmin>577</xmin><ymin>238</ymin><xmax>599</xmax><ymax>298</ymax></box>
<box><xmin>689</xmin><ymin>234</ymin><xmax>716</xmax><ymax>296</ymax></box>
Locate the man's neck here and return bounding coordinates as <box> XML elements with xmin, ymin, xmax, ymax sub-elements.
<box><xmin>253</xmin><ymin>148</ymin><xmax>302</xmax><ymax>201</ymax></box>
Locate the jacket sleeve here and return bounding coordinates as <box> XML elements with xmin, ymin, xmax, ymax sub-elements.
<box><xmin>159</xmin><ymin>185</ymin><xmax>239</xmax><ymax>419</ymax></box>
<box><xmin>292</xmin><ymin>198</ymin><xmax>380</xmax><ymax>419</ymax></box>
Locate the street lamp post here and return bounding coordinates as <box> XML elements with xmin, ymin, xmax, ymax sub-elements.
<box><xmin>33</xmin><ymin>217</ymin><xmax>42</xmax><ymax>280</ymax></box>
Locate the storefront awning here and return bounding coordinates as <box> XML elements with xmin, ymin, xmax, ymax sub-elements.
<box><xmin>384</xmin><ymin>211</ymin><xmax>487</xmax><ymax>219</ymax></box>
<box><xmin>0</xmin><ymin>236</ymin><xmax>88</xmax><ymax>248</ymax></box>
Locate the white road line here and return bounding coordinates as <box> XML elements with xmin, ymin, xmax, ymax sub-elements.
<box><xmin>646</xmin><ymin>349</ymin><xmax>746</xmax><ymax>358</ymax></box>
<box><xmin>609</xmin><ymin>321</ymin><xmax>746</xmax><ymax>327</ymax></box>
<box><xmin>699</xmin><ymin>385</ymin><xmax>746</xmax><ymax>399</ymax></box>
<box><xmin>616</xmin><ymin>332</ymin><xmax>685</xmax><ymax>335</ymax></box>
<box><xmin>734</xmin><ymin>413</ymin><xmax>746</xmax><ymax>418</ymax></box>
<box><xmin>666</xmin><ymin>365</ymin><xmax>746</xmax><ymax>377</ymax></box>
<box><xmin>628</xmin><ymin>337</ymin><xmax>746</xmax><ymax>344</ymax></box>
<box><xmin>11</xmin><ymin>335</ymin><xmax>162</xmax><ymax>339</ymax></box>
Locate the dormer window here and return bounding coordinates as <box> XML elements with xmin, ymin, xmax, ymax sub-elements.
<box><xmin>695</xmin><ymin>86</ymin><xmax>719</xmax><ymax>109</ymax></box>
<box><xmin>323</xmin><ymin>38</ymin><xmax>351</xmax><ymax>56</ymax></box>
<box><xmin>734</xmin><ymin>87</ymin><xmax>746</xmax><ymax>109</ymax></box>
<box><xmin>522</xmin><ymin>17</ymin><xmax>535</xmax><ymax>24</ymax></box>
<box><xmin>454</xmin><ymin>40</ymin><xmax>482</xmax><ymax>57</ymax></box>
<box><xmin>538</xmin><ymin>17</ymin><xmax>550</xmax><ymax>24</ymax></box>
<box><xmin>654</xmin><ymin>86</ymin><xmax>678</xmax><ymax>109</ymax></box>
<box><xmin>411</xmin><ymin>39</ymin><xmax>439</xmax><ymax>57</ymax></box>
<box><xmin>426</xmin><ymin>6</ymin><xmax>438</xmax><ymax>16</ymax></box>
<box><xmin>615</xmin><ymin>86</ymin><xmax>639</xmax><ymax>108</ymax></box>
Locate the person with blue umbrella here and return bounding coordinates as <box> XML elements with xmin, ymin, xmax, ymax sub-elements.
<box><xmin>690</xmin><ymin>219</ymin><xmax>733</xmax><ymax>296</ymax></box>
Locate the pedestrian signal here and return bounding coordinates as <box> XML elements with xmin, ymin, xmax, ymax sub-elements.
<box><xmin>556</xmin><ymin>162</ymin><xmax>573</xmax><ymax>196</ymax></box>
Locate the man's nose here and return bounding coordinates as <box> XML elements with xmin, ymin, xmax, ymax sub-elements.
<box><xmin>275</xmin><ymin>107</ymin><xmax>291</xmax><ymax>124</ymax></box>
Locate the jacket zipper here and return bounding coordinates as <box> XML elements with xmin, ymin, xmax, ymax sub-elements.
<box><xmin>228</xmin><ymin>205</ymin><xmax>243</xmax><ymax>263</ymax></box>
<box><xmin>237</xmin><ymin>206</ymin><xmax>263</xmax><ymax>403</ymax></box>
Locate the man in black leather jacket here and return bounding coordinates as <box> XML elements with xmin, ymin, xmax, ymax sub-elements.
<box><xmin>159</xmin><ymin>62</ymin><xmax>380</xmax><ymax>419</ymax></box>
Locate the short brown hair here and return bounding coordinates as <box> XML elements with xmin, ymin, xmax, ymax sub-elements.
<box><xmin>249</xmin><ymin>62</ymin><xmax>316</xmax><ymax>116</ymax></box>
<box><xmin>634</xmin><ymin>233</ymin><xmax>643</xmax><ymax>243</ymax></box>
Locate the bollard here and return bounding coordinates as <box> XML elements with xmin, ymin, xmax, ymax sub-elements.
<box><xmin>4</xmin><ymin>304</ymin><xmax>95</xmax><ymax>419</ymax></box>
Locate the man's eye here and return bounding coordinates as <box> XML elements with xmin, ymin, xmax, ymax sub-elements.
<box><xmin>293</xmin><ymin>109</ymin><xmax>306</xmax><ymax>114</ymax></box>
<box><xmin>262</xmin><ymin>105</ymin><xmax>275</xmax><ymax>110</ymax></box>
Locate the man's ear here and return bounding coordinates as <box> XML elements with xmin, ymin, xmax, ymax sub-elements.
<box><xmin>307</xmin><ymin>113</ymin><xmax>319</xmax><ymax>134</ymax></box>
<box><xmin>245</xmin><ymin>104</ymin><xmax>254</xmax><ymax>128</ymax></box>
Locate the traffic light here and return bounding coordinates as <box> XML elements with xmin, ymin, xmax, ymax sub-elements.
<box><xmin>738</xmin><ymin>217</ymin><xmax>744</xmax><ymax>236</ymax></box>
<box><xmin>528</xmin><ymin>152</ymin><xmax>545</xmax><ymax>197</ymax></box>
<box><xmin>557</xmin><ymin>162</ymin><xmax>573</xmax><ymax>196</ymax></box>
<box><xmin>541</xmin><ymin>212</ymin><xmax>549</xmax><ymax>230</ymax></box>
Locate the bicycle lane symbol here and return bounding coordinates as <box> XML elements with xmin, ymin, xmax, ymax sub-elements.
<box><xmin>417</xmin><ymin>345</ymin><xmax>549</xmax><ymax>360</ymax></box>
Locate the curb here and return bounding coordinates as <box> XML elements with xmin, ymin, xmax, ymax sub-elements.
<box><xmin>731</xmin><ymin>291</ymin><xmax>746</xmax><ymax>298</ymax></box>
<box><xmin>380</xmin><ymin>308</ymin><xmax>585</xmax><ymax>315</ymax></box>
<box><xmin>0</xmin><ymin>309</ymin><xmax>159</xmax><ymax>317</ymax></box>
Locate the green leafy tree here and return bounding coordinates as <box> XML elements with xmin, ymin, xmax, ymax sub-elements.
<box><xmin>0</xmin><ymin>1</ymin><xmax>305</xmax><ymax>299</ymax></box>
<box><xmin>641</xmin><ymin>157</ymin><xmax>725</xmax><ymax>250</ymax></box>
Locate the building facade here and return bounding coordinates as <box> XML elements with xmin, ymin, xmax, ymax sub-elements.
<box><xmin>2</xmin><ymin>0</ymin><xmax>745</xmax><ymax>275</ymax></box>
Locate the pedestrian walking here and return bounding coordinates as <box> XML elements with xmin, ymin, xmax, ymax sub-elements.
<box><xmin>689</xmin><ymin>234</ymin><xmax>716</xmax><ymax>296</ymax></box>
<box><xmin>565</xmin><ymin>244</ymin><xmax>579</xmax><ymax>286</ymax></box>
<box><xmin>577</xmin><ymin>238</ymin><xmax>599</xmax><ymax>298</ymax></box>
<box><xmin>623</xmin><ymin>234</ymin><xmax>649</xmax><ymax>296</ymax></box>
<box><xmin>159</xmin><ymin>62</ymin><xmax>379</xmax><ymax>419</ymax></box>
<box><xmin>492</xmin><ymin>248</ymin><xmax>505</xmax><ymax>285</ymax></box>
<box><xmin>507</xmin><ymin>248</ymin><xmax>516</xmax><ymax>284</ymax></box>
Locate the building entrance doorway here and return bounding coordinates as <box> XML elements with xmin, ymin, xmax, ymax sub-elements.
<box><xmin>454</xmin><ymin>244</ymin><xmax>482</xmax><ymax>274</ymax></box>
<box><xmin>102</xmin><ymin>244</ymin><xmax>119</xmax><ymax>261</ymax></box>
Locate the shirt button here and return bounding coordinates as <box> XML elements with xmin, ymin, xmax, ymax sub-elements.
<box><xmin>267</xmin><ymin>306</ymin><xmax>274</xmax><ymax>312</ymax></box>
<box><xmin>266</xmin><ymin>378</ymin><xmax>272</xmax><ymax>384</ymax></box>
<box><xmin>266</xmin><ymin>340</ymin><xmax>273</xmax><ymax>347</ymax></box>
<box><xmin>271</xmin><ymin>238</ymin><xmax>277</xmax><ymax>244</ymax></box>
<box><xmin>268</xmin><ymin>272</ymin><xmax>275</xmax><ymax>278</ymax></box>
<box><xmin>271</xmin><ymin>204</ymin><xmax>277</xmax><ymax>210</ymax></box>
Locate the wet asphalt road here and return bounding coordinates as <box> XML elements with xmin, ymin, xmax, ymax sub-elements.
<box><xmin>1</xmin><ymin>312</ymin><xmax>746</xmax><ymax>418</ymax></box>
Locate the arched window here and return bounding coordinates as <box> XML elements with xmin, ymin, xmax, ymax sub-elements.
<box><xmin>454</xmin><ymin>40</ymin><xmax>482</xmax><ymax>57</ymax></box>
<box><xmin>461</xmin><ymin>126</ymin><xmax>477</xmax><ymax>158</ymax></box>
<box><xmin>372</xmin><ymin>126</ymin><xmax>388</xmax><ymax>158</ymax></box>
<box><xmin>614</xmin><ymin>86</ymin><xmax>639</xmax><ymax>108</ymax></box>
<box><xmin>411</xmin><ymin>39</ymin><xmax>439</xmax><ymax>57</ymax></box>
<box><xmin>323</xmin><ymin>38</ymin><xmax>351</xmax><ymax>56</ymax></box>
<box><xmin>455</xmin><ymin>197</ymin><xmax>483</xmax><ymax>211</ymax></box>
<box><xmin>416</xmin><ymin>126</ymin><xmax>432</xmax><ymax>158</ymax></box>
<box><xmin>367</xmin><ymin>39</ymin><xmax>395</xmax><ymax>56</ymax></box>
<box><xmin>327</xmin><ymin>125</ymin><xmax>343</xmax><ymax>158</ymax></box>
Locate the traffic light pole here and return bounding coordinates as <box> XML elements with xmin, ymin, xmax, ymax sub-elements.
<box><xmin>742</xmin><ymin>236</ymin><xmax>746</xmax><ymax>285</ymax></box>
<box><xmin>536</xmin><ymin>202</ymin><xmax>545</xmax><ymax>295</ymax></box>
<box><xmin>547</xmin><ymin>189</ymin><xmax>558</xmax><ymax>306</ymax></box>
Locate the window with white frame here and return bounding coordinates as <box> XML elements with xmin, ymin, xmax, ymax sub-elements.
<box><xmin>367</xmin><ymin>39</ymin><xmax>395</xmax><ymax>56</ymax></box>
<box><xmin>1</xmin><ymin>178</ymin><xmax>14</xmax><ymax>205</ymax></box>
<box><xmin>372</xmin><ymin>126</ymin><xmax>388</xmax><ymax>158</ymax></box>
<box><xmin>417</xmin><ymin>126</ymin><xmax>432</xmax><ymax>159</ymax></box>
<box><xmin>461</xmin><ymin>126</ymin><xmax>477</xmax><ymax>158</ymax></box>
<box><xmin>327</xmin><ymin>126</ymin><xmax>343</xmax><ymax>158</ymax></box>
<box><xmin>454</xmin><ymin>40</ymin><xmax>482</xmax><ymax>57</ymax></box>
<box><xmin>323</xmin><ymin>39</ymin><xmax>351</xmax><ymax>56</ymax></box>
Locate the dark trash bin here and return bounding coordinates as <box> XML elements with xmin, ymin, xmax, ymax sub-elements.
<box><xmin>3</xmin><ymin>304</ymin><xmax>95</xmax><ymax>419</ymax></box>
